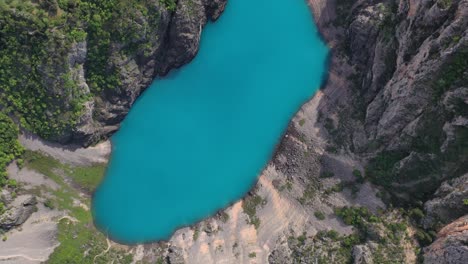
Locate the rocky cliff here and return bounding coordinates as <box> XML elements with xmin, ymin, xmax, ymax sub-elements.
<box><xmin>311</xmin><ymin>0</ymin><xmax>467</xmax><ymax>204</ymax></box>
<box><xmin>309</xmin><ymin>0</ymin><xmax>467</xmax><ymax>262</ymax></box>
<box><xmin>87</xmin><ymin>0</ymin><xmax>227</xmax><ymax>145</ymax></box>
<box><xmin>0</xmin><ymin>0</ymin><xmax>226</xmax><ymax>146</ymax></box>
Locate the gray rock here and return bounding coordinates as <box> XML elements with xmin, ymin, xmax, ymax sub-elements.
<box><xmin>319</xmin><ymin>0</ymin><xmax>468</xmax><ymax>202</ymax></box>
<box><xmin>268</xmin><ymin>244</ymin><xmax>293</xmax><ymax>264</ymax></box>
<box><xmin>0</xmin><ymin>189</ymin><xmax>13</xmax><ymax>205</ymax></box>
<box><xmin>353</xmin><ymin>244</ymin><xmax>374</xmax><ymax>264</ymax></box>
<box><xmin>0</xmin><ymin>195</ymin><xmax>37</xmax><ymax>231</ymax></box>
<box><xmin>166</xmin><ymin>246</ymin><xmax>185</xmax><ymax>264</ymax></box>
<box><xmin>424</xmin><ymin>215</ymin><xmax>468</xmax><ymax>264</ymax></box>
<box><xmin>423</xmin><ymin>174</ymin><xmax>468</xmax><ymax>229</ymax></box>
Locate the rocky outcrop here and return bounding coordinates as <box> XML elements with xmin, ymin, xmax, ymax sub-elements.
<box><xmin>424</xmin><ymin>215</ymin><xmax>468</xmax><ymax>264</ymax></box>
<box><xmin>0</xmin><ymin>189</ymin><xmax>13</xmax><ymax>205</ymax></box>
<box><xmin>423</xmin><ymin>173</ymin><xmax>468</xmax><ymax>229</ymax></box>
<box><xmin>309</xmin><ymin>0</ymin><xmax>468</xmax><ymax>203</ymax></box>
<box><xmin>166</xmin><ymin>246</ymin><xmax>185</xmax><ymax>264</ymax></box>
<box><xmin>0</xmin><ymin>195</ymin><xmax>37</xmax><ymax>231</ymax></box>
<box><xmin>0</xmin><ymin>1</ymin><xmax>226</xmax><ymax>146</ymax></box>
<box><xmin>353</xmin><ymin>244</ymin><xmax>375</xmax><ymax>264</ymax></box>
<box><xmin>69</xmin><ymin>0</ymin><xmax>227</xmax><ymax>145</ymax></box>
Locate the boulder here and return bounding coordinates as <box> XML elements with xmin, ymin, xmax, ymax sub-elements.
<box><xmin>423</xmin><ymin>174</ymin><xmax>468</xmax><ymax>229</ymax></box>
<box><xmin>424</xmin><ymin>215</ymin><xmax>468</xmax><ymax>264</ymax></box>
<box><xmin>0</xmin><ymin>195</ymin><xmax>37</xmax><ymax>231</ymax></box>
<box><xmin>166</xmin><ymin>246</ymin><xmax>185</xmax><ymax>264</ymax></box>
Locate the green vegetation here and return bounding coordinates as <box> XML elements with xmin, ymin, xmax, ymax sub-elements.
<box><xmin>433</xmin><ymin>50</ymin><xmax>468</xmax><ymax>100</ymax></box>
<box><xmin>160</xmin><ymin>0</ymin><xmax>177</xmax><ymax>11</ymax></box>
<box><xmin>278</xmin><ymin>180</ymin><xmax>293</xmax><ymax>192</ymax></box>
<box><xmin>335</xmin><ymin>206</ymin><xmax>377</xmax><ymax>232</ymax></box>
<box><xmin>298</xmin><ymin>181</ymin><xmax>320</xmax><ymax>205</ymax></box>
<box><xmin>314</xmin><ymin>211</ymin><xmax>326</xmax><ymax>220</ymax></box>
<box><xmin>242</xmin><ymin>194</ymin><xmax>265</xmax><ymax>229</ymax></box>
<box><xmin>68</xmin><ymin>164</ymin><xmax>107</xmax><ymax>192</ymax></box>
<box><xmin>299</xmin><ymin>119</ymin><xmax>306</xmax><ymax>126</ymax></box>
<box><xmin>324</xmin><ymin>182</ymin><xmax>344</xmax><ymax>195</ymax></box>
<box><xmin>44</xmin><ymin>198</ymin><xmax>56</xmax><ymax>210</ymax></box>
<box><xmin>377</xmin><ymin>2</ymin><xmax>398</xmax><ymax>41</ymax></box>
<box><xmin>408</xmin><ymin>208</ymin><xmax>425</xmax><ymax>221</ymax></box>
<box><xmin>464</xmin><ymin>199</ymin><xmax>468</xmax><ymax>206</ymax></box>
<box><xmin>21</xmin><ymin>150</ymin><xmax>130</xmax><ymax>263</ymax></box>
<box><xmin>219</xmin><ymin>211</ymin><xmax>230</xmax><ymax>223</ymax></box>
<box><xmin>320</xmin><ymin>171</ymin><xmax>334</xmax><ymax>178</ymax></box>
<box><xmin>366</xmin><ymin>151</ymin><xmax>407</xmax><ymax>188</ymax></box>
<box><xmin>0</xmin><ymin>113</ymin><xmax>23</xmax><ymax>216</ymax></box>
<box><xmin>333</xmin><ymin>207</ymin><xmax>413</xmax><ymax>262</ymax></box>
<box><xmin>437</xmin><ymin>0</ymin><xmax>452</xmax><ymax>9</ymax></box>
<box><xmin>193</xmin><ymin>228</ymin><xmax>200</xmax><ymax>241</ymax></box>
<box><xmin>248</xmin><ymin>252</ymin><xmax>256</xmax><ymax>258</ymax></box>
<box><xmin>287</xmin><ymin>229</ymin><xmax>361</xmax><ymax>263</ymax></box>
<box><xmin>0</xmin><ymin>113</ymin><xmax>24</xmax><ymax>187</ymax></box>
<box><xmin>23</xmin><ymin>150</ymin><xmax>106</xmax><ymax>193</ymax></box>
<box><xmin>352</xmin><ymin>169</ymin><xmax>364</xmax><ymax>183</ymax></box>
<box><xmin>0</xmin><ymin>0</ymin><xmax>162</xmax><ymax>139</ymax></box>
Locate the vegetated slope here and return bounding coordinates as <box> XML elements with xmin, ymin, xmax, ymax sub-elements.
<box><xmin>0</xmin><ymin>0</ymin><xmax>226</xmax><ymax>145</ymax></box>
<box><xmin>0</xmin><ymin>113</ymin><xmax>23</xmax><ymax>214</ymax></box>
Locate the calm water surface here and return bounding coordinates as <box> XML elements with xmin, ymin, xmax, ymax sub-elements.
<box><xmin>92</xmin><ymin>0</ymin><xmax>328</xmax><ymax>243</ymax></box>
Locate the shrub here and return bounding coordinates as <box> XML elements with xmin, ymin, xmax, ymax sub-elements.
<box><xmin>352</xmin><ymin>169</ymin><xmax>365</xmax><ymax>183</ymax></box>
<box><xmin>335</xmin><ymin>206</ymin><xmax>374</xmax><ymax>230</ymax></box>
<box><xmin>320</xmin><ymin>171</ymin><xmax>335</xmax><ymax>178</ymax></box>
<box><xmin>44</xmin><ymin>199</ymin><xmax>56</xmax><ymax>210</ymax></box>
<box><xmin>314</xmin><ymin>211</ymin><xmax>326</xmax><ymax>220</ymax></box>
<box><xmin>242</xmin><ymin>194</ymin><xmax>264</xmax><ymax>229</ymax></box>
<box><xmin>409</xmin><ymin>208</ymin><xmax>425</xmax><ymax>221</ymax></box>
<box><xmin>327</xmin><ymin>230</ymin><xmax>339</xmax><ymax>241</ymax></box>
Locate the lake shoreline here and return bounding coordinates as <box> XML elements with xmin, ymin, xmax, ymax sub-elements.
<box><xmin>3</xmin><ymin>0</ymin><xmax>366</xmax><ymax>261</ymax></box>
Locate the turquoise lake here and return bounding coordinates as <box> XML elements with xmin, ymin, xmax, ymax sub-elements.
<box><xmin>92</xmin><ymin>0</ymin><xmax>328</xmax><ymax>243</ymax></box>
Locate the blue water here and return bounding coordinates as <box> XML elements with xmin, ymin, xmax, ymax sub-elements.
<box><xmin>92</xmin><ymin>0</ymin><xmax>328</xmax><ymax>243</ymax></box>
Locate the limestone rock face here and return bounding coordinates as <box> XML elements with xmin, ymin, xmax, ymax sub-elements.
<box><xmin>424</xmin><ymin>215</ymin><xmax>468</xmax><ymax>264</ymax></box>
<box><xmin>314</xmin><ymin>0</ymin><xmax>468</xmax><ymax>201</ymax></box>
<box><xmin>0</xmin><ymin>195</ymin><xmax>37</xmax><ymax>231</ymax></box>
<box><xmin>423</xmin><ymin>174</ymin><xmax>468</xmax><ymax>229</ymax></box>
<box><xmin>30</xmin><ymin>0</ymin><xmax>227</xmax><ymax>146</ymax></box>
